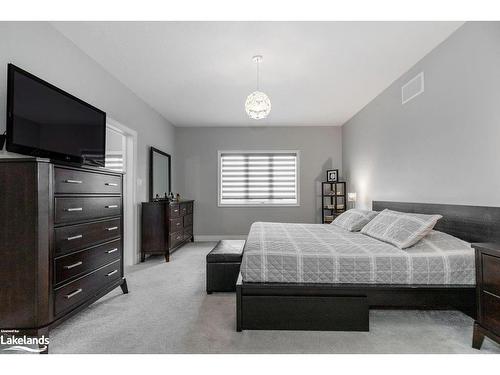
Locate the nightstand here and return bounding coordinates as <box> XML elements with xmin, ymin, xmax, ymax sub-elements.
<box><xmin>472</xmin><ymin>243</ymin><xmax>500</xmax><ymax>350</ymax></box>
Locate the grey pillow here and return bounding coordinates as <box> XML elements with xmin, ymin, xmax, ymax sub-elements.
<box><xmin>331</xmin><ymin>209</ymin><xmax>379</xmax><ymax>232</ymax></box>
<box><xmin>360</xmin><ymin>209</ymin><xmax>442</xmax><ymax>249</ymax></box>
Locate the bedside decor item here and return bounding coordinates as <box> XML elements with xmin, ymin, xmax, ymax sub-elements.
<box><xmin>322</xmin><ymin>180</ymin><xmax>346</xmax><ymax>223</ymax></box>
<box><xmin>150</xmin><ymin>147</ymin><xmax>171</xmax><ymax>202</ymax></box>
<box><xmin>472</xmin><ymin>243</ymin><xmax>500</xmax><ymax>350</ymax></box>
<box><xmin>326</xmin><ymin>169</ymin><xmax>338</xmax><ymax>182</ymax></box>
<box><xmin>245</xmin><ymin>55</ymin><xmax>271</xmax><ymax>120</ymax></box>
<box><xmin>348</xmin><ymin>192</ymin><xmax>357</xmax><ymax>209</ymax></box>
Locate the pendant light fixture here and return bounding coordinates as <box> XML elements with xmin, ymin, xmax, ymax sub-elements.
<box><xmin>245</xmin><ymin>55</ymin><xmax>271</xmax><ymax>120</ymax></box>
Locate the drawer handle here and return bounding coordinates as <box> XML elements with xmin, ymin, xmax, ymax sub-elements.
<box><xmin>106</xmin><ymin>270</ymin><xmax>118</xmax><ymax>277</ymax></box>
<box><xmin>66</xmin><ymin>207</ymin><xmax>83</xmax><ymax>212</ymax></box>
<box><xmin>64</xmin><ymin>261</ymin><xmax>83</xmax><ymax>270</ymax></box>
<box><xmin>64</xmin><ymin>179</ymin><xmax>83</xmax><ymax>184</ymax></box>
<box><xmin>106</xmin><ymin>248</ymin><xmax>118</xmax><ymax>254</ymax></box>
<box><xmin>176</xmin><ymin>222</ymin><xmax>181</xmax><ymax>226</ymax></box>
<box><xmin>174</xmin><ymin>209</ymin><xmax>179</xmax><ymax>213</ymax></box>
<box><xmin>105</xmin><ymin>182</ymin><xmax>118</xmax><ymax>186</ymax></box>
<box><xmin>65</xmin><ymin>289</ymin><xmax>83</xmax><ymax>299</ymax></box>
<box><xmin>176</xmin><ymin>236</ymin><xmax>182</xmax><ymax>240</ymax></box>
<box><xmin>67</xmin><ymin>234</ymin><xmax>83</xmax><ymax>241</ymax></box>
<box><xmin>484</xmin><ymin>290</ymin><xmax>500</xmax><ymax>299</ymax></box>
<box><xmin>106</xmin><ymin>226</ymin><xmax>118</xmax><ymax>231</ymax></box>
<box><xmin>105</xmin><ymin>205</ymin><xmax>118</xmax><ymax>209</ymax></box>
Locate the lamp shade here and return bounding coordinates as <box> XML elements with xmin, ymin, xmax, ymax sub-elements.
<box><xmin>347</xmin><ymin>192</ymin><xmax>357</xmax><ymax>202</ymax></box>
<box><xmin>245</xmin><ymin>90</ymin><xmax>271</xmax><ymax>120</ymax></box>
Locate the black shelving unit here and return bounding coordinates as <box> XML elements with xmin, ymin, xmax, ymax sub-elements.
<box><xmin>322</xmin><ymin>181</ymin><xmax>346</xmax><ymax>224</ymax></box>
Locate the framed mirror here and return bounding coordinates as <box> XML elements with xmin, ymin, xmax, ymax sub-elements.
<box><xmin>149</xmin><ymin>147</ymin><xmax>171</xmax><ymax>201</ymax></box>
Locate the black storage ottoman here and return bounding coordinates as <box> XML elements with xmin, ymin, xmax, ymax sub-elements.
<box><xmin>206</xmin><ymin>240</ymin><xmax>245</xmax><ymax>293</ymax></box>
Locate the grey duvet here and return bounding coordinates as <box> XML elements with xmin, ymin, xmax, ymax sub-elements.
<box><xmin>240</xmin><ymin>222</ymin><xmax>475</xmax><ymax>285</ymax></box>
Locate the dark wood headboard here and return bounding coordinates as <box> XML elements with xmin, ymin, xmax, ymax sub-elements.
<box><xmin>372</xmin><ymin>201</ymin><xmax>500</xmax><ymax>244</ymax></box>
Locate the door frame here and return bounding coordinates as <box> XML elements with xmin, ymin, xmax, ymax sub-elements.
<box><xmin>107</xmin><ymin>117</ymin><xmax>139</xmax><ymax>266</ymax></box>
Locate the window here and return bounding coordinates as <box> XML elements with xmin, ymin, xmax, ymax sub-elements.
<box><xmin>218</xmin><ymin>150</ymin><xmax>299</xmax><ymax>206</ymax></box>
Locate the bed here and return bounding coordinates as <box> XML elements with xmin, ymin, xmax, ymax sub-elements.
<box><xmin>241</xmin><ymin>223</ymin><xmax>475</xmax><ymax>285</ymax></box>
<box><xmin>236</xmin><ymin>201</ymin><xmax>500</xmax><ymax>332</ymax></box>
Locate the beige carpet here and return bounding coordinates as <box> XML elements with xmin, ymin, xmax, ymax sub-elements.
<box><xmin>49</xmin><ymin>242</ymin><xmax>500</xmax><ymax>354</ymax></box>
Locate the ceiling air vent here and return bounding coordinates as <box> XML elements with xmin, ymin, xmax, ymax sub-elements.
<box><xmin>401</xmin><ymin>72</ymin><xmax>424</xmax><ymax>105</ymax></box>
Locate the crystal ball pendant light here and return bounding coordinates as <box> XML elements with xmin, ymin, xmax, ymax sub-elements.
<box><xmin>245</xmin><ymin>55</ymin><xmax>271</xmax><ymax>120</ymax></box>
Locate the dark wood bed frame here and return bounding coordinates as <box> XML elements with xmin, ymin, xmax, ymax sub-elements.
<box><xmin>236</xmin><ymin>201</ymin><xmax>500</xmax><ymax>332</ymax></box>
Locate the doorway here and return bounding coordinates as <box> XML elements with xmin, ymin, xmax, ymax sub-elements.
<box><xmin>106</xmin><ymin>118</ymin><xmax>138</xmax><ymax>266</ymax></box>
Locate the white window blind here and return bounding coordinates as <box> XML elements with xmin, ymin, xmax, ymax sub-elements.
<box><xmin>105</xmin><ymin>127</ymin><xmax>126</xmax><ymax>172</ymax></box>
<box><xmin>218</xmin><ymin>151</ymin><xmax>299</xmax><ymax>206</ymax></box>
<box><xmin>105</xmin><ymin>151</ymin><xmax>125</xmax><ymax>172</ymax></box>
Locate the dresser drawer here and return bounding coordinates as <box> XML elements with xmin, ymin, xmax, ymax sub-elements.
<box><xmin>55</xmin><ymin>218</ymin><xmax>121</xmax><ymax>256</ymax></box>
<box><xmin>54</xmin><ymin>167</ymin><xmax>122</xmax><ymax>194</ymax></box>
<box><xmin>186</xmin><ymin>202</ymin><xmax>193</xmax><ymax>214</ymax></box>
<box><xmin>169</xmin><ymin>204</ymin><xmax>180</xmax><ymax>218</ymax></box>
<box><xmin>54</xmin><ymin>260</ymin><xmax>122</xmax><ymax>316</ymax></box>
<box><xmin>482</xmin><ymin>291</ymin><xmax>500</xmax><ymax>334</ymax></box>
<box><xmin>54</xmin><ymin>239</ymin><xmax>122</xmax><ymax>285</ymax></box>
<box><xmin>170</xmin><ymin>217</ymin><xmax>183</xmax><ymax>233</ymax></box>
<box><xmin>180</xmin><ymin>204</ymin><xmax>188</xmax><ymax>216</ymax></box>
<box><xmin>169</xmin><ymin>231</ymin><xmax>184</xmax><ymax>249</ymax></box>
<box><xmin>55</xmin><ymin>196</ymin><xmax>121</xmax><ymax>224</ymax></box>
<box><xmin>183</xmin><ymin>214</ymin><xmax>193</xmax><ymax>227</ymax></box>
<box><xmin>482</xmin><ymin>254</ymin><xmax>500</xmax><ymax>297</ymax></box>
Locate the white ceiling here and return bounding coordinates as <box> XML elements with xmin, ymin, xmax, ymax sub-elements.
<box><xmin>52</xmin><ymin>21</ymin><xmax>463</xmax><ymax>127</ymax></box>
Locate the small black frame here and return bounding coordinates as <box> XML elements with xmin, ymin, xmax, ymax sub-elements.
<box><xmin>149</xmin><ymin>146</ymin><xmax>172</xmax><ymax>202</ymax></box>
<box><xmin>326</xmin><ymin>169</ymin><xmax>338</xmax><ymax>182</ymax></box>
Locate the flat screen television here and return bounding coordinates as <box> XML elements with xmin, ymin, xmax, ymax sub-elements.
<box><xmin>6</xmin><ymin>64</ymin><xmax>106</xmax><ymax>166</ymax></box>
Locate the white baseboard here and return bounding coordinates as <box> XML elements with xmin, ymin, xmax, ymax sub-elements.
<box><xmin>194</xmin><ymin>235</ymin><xmax>246</xmax><ymax>241</ymax></box>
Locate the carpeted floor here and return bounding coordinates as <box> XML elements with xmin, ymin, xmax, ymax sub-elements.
<box><xmin>49</xmin><ymin>242</ymin><xmax>500</xmax><ymax>354</ymax></box>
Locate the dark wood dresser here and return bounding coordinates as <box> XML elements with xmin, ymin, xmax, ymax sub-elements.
<box><xmin>472</xmin><ymin>243</ymin><xmax>500</xmax><ymax>349</ymax></box>
<box><xmin>141</xmin><ymin>200</ymin><xmax>194</xmax><ymax>262</ymax></box>
<box><xmin>0</xmin><ymin>158</ymin><xmax>128</xmax><ymax>349</ymax></box>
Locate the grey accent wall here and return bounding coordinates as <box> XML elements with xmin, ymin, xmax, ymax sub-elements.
<box><xmin>175</xmin><ymin>126</ymin><xmax>342</xmax><ymax>236</ymax></box>
<box><xmin>342</xmin><ymin>22</ymin><xmax>500</xmax><ymax>209</ymax></box>
<box><xmin>0</xmin><ymin>22</ymin><xmax>176</xmax><ymax>202</ymax></box>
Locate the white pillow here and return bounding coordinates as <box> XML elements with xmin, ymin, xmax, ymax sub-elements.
<box><xmin>360</xmin><ymin>209</ymin><xmax>442</xmax><ymax>249</ymax></box>
<box><xmin>331</xmin><ymin>209</ymin><xmax>379</xmax><ymax>232</ymax></box>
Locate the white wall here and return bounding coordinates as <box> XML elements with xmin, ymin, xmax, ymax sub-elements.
<box><xmin>0</xmin><ymin>22</ymin><xmax>176</xmax><ymax>204</ymax></box>
<box><xmin>342</xmin><ymin>22</ymin><xmax>500</xmax><ymax>209</ymax></box>
<box><xmin>175</xmin><ymin>126</ymin><xmax>342</xmax><ymax>237</ymax></box>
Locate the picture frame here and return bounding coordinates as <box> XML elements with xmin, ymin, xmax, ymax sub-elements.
<box><xmin>326</xmin><ymin>169</ymin><xmax>338</xmax><ymax>182</ymax></box>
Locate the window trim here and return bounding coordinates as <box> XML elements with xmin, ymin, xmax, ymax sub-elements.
<box><xmin>217</xmin><ymin>150</ymin><xmax>300</xmax><ymax>207</ymax></box>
